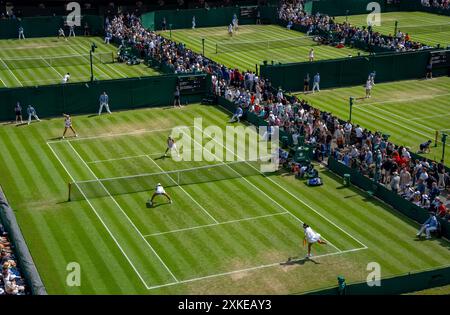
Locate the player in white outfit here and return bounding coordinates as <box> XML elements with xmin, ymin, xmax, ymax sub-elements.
<box><xmin>164</xmin><ymin>136</ymin><xmax>179</xmax><ymax>157</ymax></box>
<box><xmin>62</xmin><ymin>73</ymin><xmax>70</xmax><ymax>83</ymax></box>
<box><xmin>148</xmin><ymin>183</ymin><xmax>172</xmax><ymax>207</ymax></box>
<box><xmin>62</xmin><ymin>114</ymin><xmax>78</xmax><ymax>139</ymax></box>
<box><xmin>303</xmin><ymin>223</ymin><xmax>327</xmax><ymax>258</ymax></box>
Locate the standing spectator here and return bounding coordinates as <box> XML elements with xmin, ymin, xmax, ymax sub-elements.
<box><xmin>256</xmin><ymin>10</ymin><xmax>261</xmax><ymax>25</ymax></box>
<box><xmin>312</xmin><ymin>73</ymin><xmax>320</xmax><ymax>93</ymax></box>
<box><xmin>437</xmin><ymin>160</ymin><xmax>446</xmax><ymax>189</ymax></box>
<box><xmin>14</xmin><ymin>102</ymin><xmax>23</xmax><ymax>125</ymax></box>
<box><xmin>69</xmin><ymin>25</ymin><xmax>76</xmax><ymax>37</ymax></box>
<box><xmin>303</xmin><ymin>73</ymin><xmax>310</xmax><ymax>93</ymax></box>
<box><xmin>84</xmin><ymin>22</ymin><xmax>90</xmax><ymax>36</ymax></box>
<box><xmin>27</xmin><ymin>105</ymin><xmax>40</xmax><ymax>125</ymax></box>
<box><xmin>18</xmin><ymin>26</ymin><xmax>25</xmax><ymax>39</ymax></box>
<box><xmin>344</xmin><ymin>120</ymin><xmax>352</xmax><ymax>145</ymax></box>
<box><xmin>309</xmin><ymin>48</ymin><xmax>314</xmax><ymax>62</ymax></box>
<box><xmin>426</xmin><ymin>61</ymin><xmax>433</xmax><ymax>79</ymax></box>
<box><xmin>399</xmin><ymin>167</ymin><xmax>412</xmax><ymax>192</ymax></box>
<box><xmin>390</xmin><ymin>171</ymin><xmax>400</xmax><ymax>194</ymax></box>
<box><xmin>161</xmin><ymin>17</ymin><xmax>167</xmax><ymax>31</ymax></box>
<box><xmin>98</xmin><ymin>91</ymin><xmax>112</xmax><ymax>115</ymax></box>
<box><xmin>173</xmin><ymin>86</ymin><xmax>181</xmax><ymax>108</ymax></box>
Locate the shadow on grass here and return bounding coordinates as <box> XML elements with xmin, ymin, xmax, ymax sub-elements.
<box><xmin>282</xmin><ymin>256</ymin><xmax>321</xmax><ymax>266</ymax></box>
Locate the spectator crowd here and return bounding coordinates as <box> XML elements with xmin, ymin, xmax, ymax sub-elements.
<box><xmin>279</xmin><ymin>0</ymin><xmax>431</xmax><ymax>52</ymax></box>
<box><xmin>0</xmin><ymin>222</ymin><xmax>26</xmax><ymax>295</ymax></box>
<box><xmin>421</xmin><ymin>0</ymin><xmax>450</xmax><ymax>9</ymax></box>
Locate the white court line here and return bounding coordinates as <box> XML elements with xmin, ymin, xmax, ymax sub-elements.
<box><xmin>353</xmin><ymin>103</ymin><xmax>450</xmax><ymax>148</ymax></box>
<box><xmin>185</xmin><ymin>128</ymin><xmax>343</xmax><ymax>252</ymax></box>
<box><xmin>40</xmin><ymin>56</ymin><xmax>63</xmax><ymax>78</ymax></box>
<box><xmin>46</xmin><ymin>142</ymin><xmax>150</xmax><ymax>289</ymax></box>
<box><xmin>0</xmin><ymin>75</ymin><xmax>7</xmax><ymax>87</ymax></box>
<box><xmin>409</xmin><ymin>113</ymin><xmax>450</xmax><ymax>121</ymax></box>
<box><xmin>67</xmin><ymin>45</ymin><xmax>113</xmax><ymax>79</ymax></box>
<box><xmin>213</xmin><ymin>109</ymin><xmax>369</xmax><ymax>249</ymax></box>
<box><xmin>146</xmin><ymin>247</ymin><xmax>367</xmax><ymax>291</ymax></box>
<box><xmin>145</xmin><ymin>155</ymin><xmax>219</xmax><ymax>224</ymax></box>
<box><xmin>47</xmin><ymin>125</ymin><xmax>193</xmax><ymax>144</ymax></box>
<box><xmin>353</xmin><ymin>93</ymin><xmax>450</xmax><ymax>107</ymax></box>
<box><xmin>66</xmin><ymin>140</ymin><xmax>179</xmax><ymax>283</ymax></box>
<box><xmin>0</xmin><ymin>58</ymin><xmax>23</xmax><ymax>86</ymax></box>
<box><xmin>86</xmin><ymin>148</ymin><xmax>203</xmax><ymax>164</ymax></box>
<box><xmin>144</xmin><ymin>212</ymin><xmax>289</xmax><ymax>237</ymax></box>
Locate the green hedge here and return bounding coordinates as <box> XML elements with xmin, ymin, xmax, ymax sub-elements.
<box><xmin>0</xmin><ymin>74</ymin><xmax>206</xmax><ymax>121</ymax></box>
<box><xmin>0</xmin><ymin>15</ymin><xmax>104</xmax><ymax>39</ymax></box>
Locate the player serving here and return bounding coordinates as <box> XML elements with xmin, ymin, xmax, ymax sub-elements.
<box><xmin>147</xmin><ymin>183</ymin><xmax>172</xmax><ymax>207</ymax></box>
<box><xmin>62</xmin><ymin>114</ymin><xmax>78</xmax><ymax>139</ymax></box>
<box><xmin>164</xmin><ymin>136</ymin><xmax>180</xmax><ymax>157</ymax></box>
<box><xmin>302</xmin><ymin>223</ymin><xmax>327</xmax><ymax>258</ymax></box>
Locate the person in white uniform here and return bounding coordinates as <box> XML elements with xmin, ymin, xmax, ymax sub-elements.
<box><xmin>303</xmin><ymin>223</ymin><xmax>327</xmax><ymax>258</ymax></box>
<box><xmin>164</xmin><ymin>136</ymin><xmax>179</xmax><ymax>157</ymax></box>
<box><xmin>148</xmin><ymin>183</ymin><xmax>172</xmax><ymax>207</ymax></box>
<box><xmin>62</xmin><ymin>113</ymin><xmax>78</xmax><ymax>139</ymax></box>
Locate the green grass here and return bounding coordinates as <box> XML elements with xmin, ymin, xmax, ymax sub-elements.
<box><xmin>335</xmin><ymin>11</ymin><xmax>450</xmax><ymax>47</ymax></box>
<box><xmin>406</xmin><ymin>284</ymin><xmax>450</xmax><ymax>295</ymax></box>
<box><xmin>295</xmin><ymin>77</ymin><xmax>450</xmax><ymax>165</ymax></box>
<box><xmin>1</xmin><ymin>103</ymin><xmax>449</xmax><ymax>294</ymax></box>
<box><xmin>0</xmin><ymin>36</ymin><xmax>160</xmax><ymax>88</ymax></box>
<box><xmin>160</xmin><ymin>25</ymin><xmax>367</xmax><ymax>71</ymax></box>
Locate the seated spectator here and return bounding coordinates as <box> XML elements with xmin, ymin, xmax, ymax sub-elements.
<box><xmin>416</xmin><ymin>212</ymin><xmax>438</xmax><ymax>239</ymax></box>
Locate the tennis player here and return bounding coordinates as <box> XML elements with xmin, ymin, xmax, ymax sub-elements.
<box><xmin>62</xmin><ymin>73</ymin><xmax>70</xmax><ymax>83</ymax></box>
<box><xmin>365</xmin><ymin>78</ymin><xmax>373</xmax><ymax>98</ymax></box>
<box><xmin>228</xmin><ymin>23</ymin><xmax>233</xmax><ymax>36</ymax></box>
<box><xmin>62</xmin><ymin>114</ymin><xmax>78</xmax><ymax>139</ymax></box>
<box><xmin>148</xmin><ymin>183</ymin><xmax>172</xmax><ymax>207</ymax></box>
<box><xmin>164</xmin><ymin>136</ymin><xmax>180</xmax><ymax>157</ymax></box>
<box><xmin>192</xmin><ymin>16</ymin><xmax>196</xmax><ymax>29</ymax></box>
<box><xmin>303</xmin><ymin>223</ymin><xmax>327</xmax><ymax>258</ymax></box>
<box><xmin>58</xmin><ymin>27</ymin><xmax>67</xmax><ymax>40</ymax></box>
<box><xmin>309</xmin><ymin>48</ymin><xmax>315</xmax><ymax>62</ymax></box>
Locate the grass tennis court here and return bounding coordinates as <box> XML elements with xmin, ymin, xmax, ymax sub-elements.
<box><xmin>0</xmin><ymin>104</ymin><xmax>449</xmax><ymax>294</ymax></box>
<box><xmin>160</xmin><ymin>25</ymin><xmax>367</xmax><ymax>71</ymax></box>
<box><xmin>295</xmin><ymin>76</ymin><xmax>450</xmax><ymax>166</ymax></box>
<box><xmin>335</xmin><ymin>11</ymin><xmax>450</xmax><ymax>47</ymax></box>
<box><xmin>0</xmin><ymin>36</ymin><xmax>160</xmax><ymax>88</ymax></box>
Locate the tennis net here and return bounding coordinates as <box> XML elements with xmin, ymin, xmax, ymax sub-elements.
<box><xmin>68</xmin><ymin>159</ymin><xmax>268</xmax><ymax>201</ymax></box>
<box><xmin>398</xmin><ymin>23</ymin><xmax>450</xmax><ymax>35</ymax></box>
<box><xmin>0</xmin><ymin>52</ymin><xmax>115</xmax><ymax>70</ymax></box>
<box><xmin>215</xmin><ymin>36</ymin><xmax>316</xmax><ymax>53</ymax></box>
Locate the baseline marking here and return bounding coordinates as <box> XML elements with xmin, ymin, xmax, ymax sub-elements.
<box><xmin>146</xmin><ymin>247</ymin><xmax>367</xmax><ymax>291</ymax></box>
<box><xmin>66</xmin><ymin>140</ymin><xmax>179</xmax><ymax>283</ymax></box>
<box><xmin>46</xmin><ymin>141</ymin><xmax>150</xmax><ymax>289</ymax></box>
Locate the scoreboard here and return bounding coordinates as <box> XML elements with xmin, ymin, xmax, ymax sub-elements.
<box><xmin>430</xmin><ymin>50</ymin><xmax>450</xmax><ymax>68</ymax></box>
<box><xmin>177</xmin><ymin>75</ymin><xmax>207</xmax><ymax>95</ymax></box>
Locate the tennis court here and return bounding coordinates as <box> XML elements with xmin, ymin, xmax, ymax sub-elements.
<box><xmin>335</xmin><ymin>11</ymin><xmax>450</xmax><ymax>47</ymax></box>
<box><xmin>47</xmin><ymin>124</ymin><xmax>366</xmax><ymax>290</ymax></box>
<box><xmin>161</xmin><ymin>24</ymin><xmax>367</xmax><ymax>71</ymax></box>
<box><xmin>0</xmin><ymin>36</ymin><xmax>159</xmax><ymax>88</ymax></box>
<box><xmin>296</xmin><ymin>76</ymin><xmax>450</xmax><ymax>165</ymax></box>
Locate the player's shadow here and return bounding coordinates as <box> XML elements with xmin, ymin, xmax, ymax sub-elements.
<box><xmin>281</xmin><ymin>257</ymin><xmax>320</xmax><ymax>266</ymax></box>
<box><xmin>153</xmin><ymin>155</ymin><xmax>167</xmax><ymax>161</ymax></box>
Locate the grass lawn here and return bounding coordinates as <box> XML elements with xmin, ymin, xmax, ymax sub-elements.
<box><xmin>0</xmin><ymin>36</ymin><xmax>160</xmax><ymax>88</ymax></box>
<box><xmin>159</xmin><ymin>25</ymin><xmax>367</xmax><ymax>71</ymax></box>
<box><xmin>406</xmin><ymin>284</ymin><xmax>450</xmax><ymax>295</ymax></box>
<box><xmin>0</xmin><ymin>103</ymin><xmax>449</xmax><ymax>294</ymax></box>
<box><xmin>295</xmin><ymin>77</ymin><xmax>450</xmax><ymax>165</ymax></box>
<box><xmin>335</xmin><ymin>11</ymin><xmax>450</xmax><ymax>47</ymax></box>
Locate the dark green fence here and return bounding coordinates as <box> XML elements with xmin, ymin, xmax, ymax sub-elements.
<box><xmin>0</xmin><ymin>15</ymin><xmax>104</xmax><ymax>39</ymax></box>
<box><xmin>0</xmin><ymin>74</ymin><xmax>206</xmax><ymax>121</ymax></box>
<box><xmin>142</xmin><ymin>6</ymin><xmax>278</xmax><ymax>31</ymax></box>
<box><xmin>260</xmin><ymin>49</ymin><xmax>448</xmax><ymax>91</ymax></box>
<box><xmin>305</xmin><ymin>265</ymin><xmax>450</xmax><ymax>295</ymax></box>
<box><xmin>328</xmin><ymin>157</ymin><xmax>450</xmax><ymax>239</ymax></box>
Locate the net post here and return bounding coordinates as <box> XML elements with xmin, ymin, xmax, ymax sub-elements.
<box><xmin>435</xmin><ymin>130</ymin><xmax>439</xmax><ymax>147</ymax></box>
<box><xmin>215</xmin><ymin>43</ymin><xmax>218</xmax><ymax>54</ymax></box>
